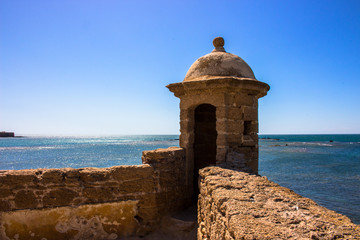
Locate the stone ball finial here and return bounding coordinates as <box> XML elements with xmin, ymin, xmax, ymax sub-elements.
<box><xmin>213</xmin><ymin>37</ymin><xmax>224</xmax><ymax>47</ymax></box>
<box><xmin>212</xmin><ymin>37</ymin><xmax>225</xmax><ymax>52</ymax></box>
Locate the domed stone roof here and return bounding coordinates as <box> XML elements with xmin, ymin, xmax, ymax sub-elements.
<box><xmin>183</xmin><ymin>37</ymin><xmax>256</xmax><ymax>82</ymax></box>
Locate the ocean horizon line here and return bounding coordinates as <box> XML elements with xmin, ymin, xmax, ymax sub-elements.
<box><xmin>6</xmin><ymin>133</ymin><xmax>360</xmax><ymax>138</ymax></box>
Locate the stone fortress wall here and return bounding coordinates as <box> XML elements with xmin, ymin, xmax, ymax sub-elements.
<box><xmin>0</xmin><ymin>147</ymin><xmax>191</xmax><ymax>240</ymax></box>
<box><xmin>1</xmin><ymin>154</ymin><xmax>359</xmax><ymax>240</ymax></box>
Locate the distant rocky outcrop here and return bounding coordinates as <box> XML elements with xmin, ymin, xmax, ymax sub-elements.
<box><xmin>0</xmin><ymin>132</ymin><xmax>14</xmax><ymax>137</ymax></box>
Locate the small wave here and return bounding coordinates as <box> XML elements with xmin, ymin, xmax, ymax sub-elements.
<box><xmin>308</xmin><ymin>142</ymin><xmax>332</xmax><ymax>146</ymax></box>
<box><xmin>0</xmin><ymin>146</ymin><xmax>63</xmax><ymax>151</ymax></box>
<box><xmin>290</xmin><ymin>142</ymin><xmax>333</xmax><ymax>147</ymax></box>
<box><xmin>316</xmin><ymin>143</ymin><xmax>332</xmax><ymax>146</ymax></box>
<box><xmin>290</xmin><ymin>148</ymin><xmax>308</xmax><ymax>153</ymax></box>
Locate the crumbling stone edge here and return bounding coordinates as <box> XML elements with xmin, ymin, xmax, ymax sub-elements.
<box><xmin>197</xmin><ymin>166</ymin><xmax>360</xmax><ymax>240</ymax></box>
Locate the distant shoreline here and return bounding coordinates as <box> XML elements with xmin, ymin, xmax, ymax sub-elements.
<box><xmin>0</xmin><ymin>132</ymin><xmax>15</xmax><ymax>138</ymax></box>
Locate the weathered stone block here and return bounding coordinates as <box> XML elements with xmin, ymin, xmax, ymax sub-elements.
<box><xmin>111</xmin><ymin>165</ymin><xmax>153</xmax><ymax>182</ymax></box>
<box><xmin>0</xmin><ymin>200</ymin><xmax>11</xmax><ymax>211</ymax></box>
<box><xmin>114</xmin><ymin>178</ymin><xmax>155</xmax><ymax>195</ymax></box>
<box><xmin>142</xmin><ymin>147</ymin><xmax>185</xmax><ymax>164</ymax></box>
<box><xmin>243</xmin><ymin>106</ymin><xmax>258</xmax><ymax>121</ymax></box>
<box><xmin>215</xmin><ymin>106</ymin><xmax>227</xmax><ymax>118</ymax></box>
<box><xmin>216</xmin><ymin>133</ymin><xmax>228</xmax><ymax>146</ymax></box>
<box><xmin>136</xmin><ymin>193</ymin><xmax>158</xmax><ymax>209</ymax></box>
<box><xmin>226</xmin><ymin>120</ymin><xmax>244</xmax><ymax>134</ymax></box>
<box><xmin>43</xmin><ymin>188</ymin><xmax>78</xmax><ymax>207</ymax></box>
<box><xmin>72</xmin><ymin>197</ymin><xmax>85</xmax><ymax>206</ymax></box>
<box><xmin>61</xmin><ymin>168</ymin><xmax>81</xmax><ymax>184</ymax></box>
<box><xmin>14</xmin><ymin>190</ymin><xmax>37</xmax><ymax>209</ymax></box>
<box><xmin>226</xmin><ymin>107</ymin><xmax>242</xmax><ymax>120</ymax></box>
<box><xmin>0</xmin><ymin>171</ymin><xmax>37</xmax><ymax>187</ymax></box>
<box><xmin>234</xmin><ymin>93</ymin><xmax>256</xmax><ymax>106</ymax></box>
<box><xmin>0</xmin><ymin>189</ymin><xmax>13</xmax><ymax>198</ymax></box>
<box><xmin>181</xmin><ymin>91</ymin><xmax>226</xmax><ymax>108</ymax></box>
<box><xmin>40</xmin><ymin>169</ymin><xmax>64</xmax><ymax>184</ymax></box>
<box><xmin>79</xmin><ymin>168</ymin><xmax>112</xmax><ymax>183</ymax></box>
<box><xmin>226</xmin><ymin>133</ymin><xmax>242</xmax><ymax>144</ymax></box>
<box><xmin>82</xmin><ymin>187</ymin><xmax>116</xmax><ymax>202</ymax></box>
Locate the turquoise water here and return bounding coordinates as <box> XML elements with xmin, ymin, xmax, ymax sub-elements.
<box><xmin>0</xmin><ymin>134</ymin><xmax>359</xmax><ymax>224</ymax></box>
<box><xmin>0</xmin><ymin>135</ymin><xmax>179</xmax><ymax>169</ymax></box>
<box><xmin>259</xmin><ymin>134</ymin><xmax>360</xmax><ymax>224</ymax></box>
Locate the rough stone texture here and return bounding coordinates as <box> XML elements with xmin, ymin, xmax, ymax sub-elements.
<box><xmin>142</xmin><ymin>146</ymin><xmax>191</xmax><ymax>214</ymax></box>
<box><xmin>167</xmin><ymin>76</ymin><xmax>269</xmax><ymax>189</ymax></box>
<box><xmin>0</xmin><ymin>201</ymin><xmax>138</xmax><ymax>240</ymax></box>
<box><xmin>0</xmin><ymin>147</ymin><xmax>188</xmax><ymax>239</ymax></box>
<box><xmin>184</xmin><ymin>37</ymin><xmax>256</xmax><ymax>81</ymax></box>
<box><xmin>0</xmin><ymin>165</ymin><xmax>154</xmax><ymax>212</ymax></box>
<box><xmin>184</xmin><ymin>52</ymin><xmax>256</xmax><ymax>81</ymax></box>
<box><xmin>198</xmin><ymin>166</ymin><xmax>360</xmax><ymax>240</ymax></box>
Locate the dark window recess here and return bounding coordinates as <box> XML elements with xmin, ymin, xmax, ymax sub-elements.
<box><xmin>244</xmin><ymin>121</ymin><xmax>252</xmax><ymax>135</ymax></box>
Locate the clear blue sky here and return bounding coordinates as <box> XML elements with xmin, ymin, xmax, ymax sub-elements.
<box><xmin>1</xmin><ymin>0</ymin><xmax>360</xmax><ymax>135</ymax></box>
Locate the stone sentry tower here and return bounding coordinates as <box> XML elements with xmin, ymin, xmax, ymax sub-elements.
<box><xmin>167</xmin><ymin>37</ymin><xmax>269</xmax><ymax>194</ymax></box>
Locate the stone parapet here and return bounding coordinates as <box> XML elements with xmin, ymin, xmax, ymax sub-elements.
<box><xmin>0</xmin><ymin>165</ymin><xmax>155</xmax><ymax>212</ymax></box>
<box><xmin>0</xmin><ymin>147</ymin><xmax>188</xmax><ymax>240</ymax></box>
<box><xmin>142</xmin><ymin>147</ymin><xmax>191</xmax><ymax>213</ymax></box>
<box><xmin>198</xmin><ymin>166</ymin><xmax>360</xmax><ymax>240</ymax></box>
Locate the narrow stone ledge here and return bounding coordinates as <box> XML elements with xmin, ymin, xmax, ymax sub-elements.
<box><xmin>142</xmin><ymin>147</ymin><xmax>185</xmax><ymax>164</ymax></box>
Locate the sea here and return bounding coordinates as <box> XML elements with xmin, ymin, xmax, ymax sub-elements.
<box><xmin>0</xmin><ymin>134</ymin><xmax>359</xmax><ymax>224</ymax></box>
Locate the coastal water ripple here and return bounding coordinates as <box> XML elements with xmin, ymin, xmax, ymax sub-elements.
<box><xmin>0</xmin><ymin>136</ymin><xmax>179</xmax><ymax>170</ymax></box>
<box><xmin>259</xmin><ymin>134</ymin><xmax>360</xmax><ymax>224</ymax></box>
